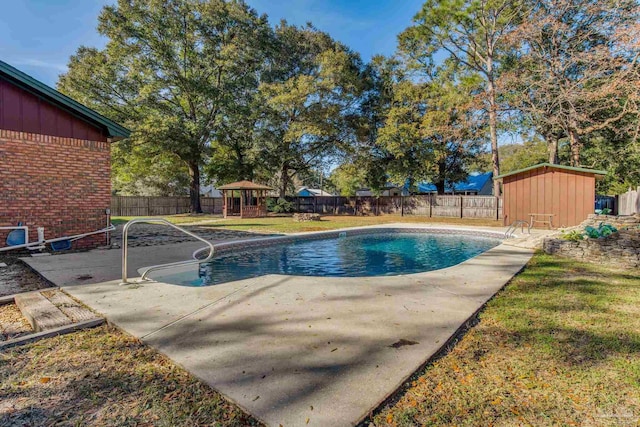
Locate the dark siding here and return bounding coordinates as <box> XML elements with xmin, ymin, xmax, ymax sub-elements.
<box><xmin>0</xmin><ymin>78</ymin><xmax>108</xmax><ymax>142</ymax></box>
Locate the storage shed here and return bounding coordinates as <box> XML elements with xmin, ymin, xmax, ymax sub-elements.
<box><xmin>495</xmin><ymin>163</ymin><xmax>606</xmax><ymax>228</ymax></box>
<box><xmin>0</xmin><ymin>60</ymin><xmax>130</xmax><ymax>249</ymax></box>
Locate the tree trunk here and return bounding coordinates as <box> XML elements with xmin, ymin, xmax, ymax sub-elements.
<box><xmin>187</xmin><ymin>160</ymin><xmax>202</xmax><ymax>213</ymax></box>
<box><xmin>436</xmin><ymin>160</ymin><xmax>446</xmax><ymax>195</ymax></box>
<box><xmin>547</xmin><ymin>135</ymin><xmax>559</xmax><ymax>164</ymax></box>
<box><xmin>279</xmin><ymin>165</ymin><xmax>289</xmax><ymax>198</ymax></box>
<box><xmin>568</xmin><ymin>128</ymin><xmax>581</xmax><ymax>166</ymax></box>
<box><xmin>487</xmin><ymin>77</ymin><xmax>501</xmax><ymax>196</ymax></box>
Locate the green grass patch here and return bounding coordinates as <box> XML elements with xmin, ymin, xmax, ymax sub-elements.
<box><xmin>372</xmin><ymin>253</ymin><xmax>640</xmax><ymax>426</ymax></box>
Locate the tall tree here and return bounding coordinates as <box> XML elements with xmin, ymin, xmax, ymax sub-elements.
<box><xmin>258</xmin><ymin>22</ymin><xmax>364</xmax><ymax>197</ymax></box>
<box><xmin>353</xmin><ymin>55</ymin><xmax>405</xmax><ymax>194</ymax></box>
<box><xmin>377</xmin><ymin>63</ymin><xmax>486</xmax><ymax>194</ymax></box>
<box><xmin>58</xmin><ymin>0</ymin><xmax>273</xmax><ymax>212</ymax></box>
<box><xmin>329</xmin><ymin>162</ymin><xmax>367</xmax><ymax>196</ymax></box>
<box><xmin>503</xmin><ymin>0</ymin><xmax>640</xmax><ymax>166</ymax></box>
<box><xmin>400</xmin><ymin>0</ymin><xmax>521</xmax><ymax>195</ymax></box>
<box><xmin>499</xmin><ymin>137</ymin><xmax>549</xmax><ymax>173</ymax></box>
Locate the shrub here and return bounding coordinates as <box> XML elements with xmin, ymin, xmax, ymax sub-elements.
<box><xmin>561</xmin><ymin>230</ymin><xmax>584</xmax><ymax>241</ymax></box>
<box><xmin>267</xmin><ymin>197</ymin><xmax>293</xmax><ymax>213</ymax></box>
<box><xmin>584</xmin><ymin>223</ymin><xmax>618</xmax><ymax>239</ymax></box>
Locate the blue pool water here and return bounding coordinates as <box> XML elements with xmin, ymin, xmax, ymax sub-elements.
<box><xmin>155</xmin><ymin>232</ymin><xmax>501</xmax><ymax>287</ymax></box>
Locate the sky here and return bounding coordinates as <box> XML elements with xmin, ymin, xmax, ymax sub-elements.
<box><xmin>0</xmin><ymin>0</ymin><xmax>423</xmax><ymax>88</ymax></box>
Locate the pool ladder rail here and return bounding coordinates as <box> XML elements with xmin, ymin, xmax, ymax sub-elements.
<box><xmin>120</xmin><ymin>218</ymin><xmax>215</xmax><ymax>284</ymax></box>
<box><xmin>505</xmin><ymin>220</ymin><xmax>531</xmax><ymax>238</ymax></box>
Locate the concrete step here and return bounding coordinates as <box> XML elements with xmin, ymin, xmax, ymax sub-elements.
<box><xmin>44</xmin><ymin>291</ymin><xmax>97</xmax><ymax>323</ymax></box>
<box><xmin>14</xmin><ymin>292</ymin><xmax>69</xmax><ymax>332</ymax></box>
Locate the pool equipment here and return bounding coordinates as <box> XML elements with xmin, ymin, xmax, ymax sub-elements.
<box><xmin>0</xmin><ymin>223</ymin><xmax>116</xmax><ymax>252</ymax></box>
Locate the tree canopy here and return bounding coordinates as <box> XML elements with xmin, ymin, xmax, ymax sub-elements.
<box><xmin>59</xmin><ymin>0</ymin><xmax>640</xmax><ymax>199</ymax></box>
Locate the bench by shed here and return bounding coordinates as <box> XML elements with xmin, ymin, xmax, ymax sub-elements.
<box><xmin>495</xmin><ymin>163</ymin><xmax>606</xmax><ymax>228</ymax></box>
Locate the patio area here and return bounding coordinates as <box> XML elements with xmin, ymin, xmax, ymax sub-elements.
<box><xmin>21</xmin><ymin>224</ymin><xmax>534</xmax><ymax>426</ymax></box>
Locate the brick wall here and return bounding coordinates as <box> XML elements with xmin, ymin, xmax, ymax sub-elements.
<box><xmin>0</xmin><ymin>130</ymin><xmax>111</xmax><ymax>249</ymax></box>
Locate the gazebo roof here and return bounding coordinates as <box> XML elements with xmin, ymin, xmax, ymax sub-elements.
<box><xmin>218</xmin><ymin>180</ymin><xmax>273</xmax><ymax>191</ymax></box>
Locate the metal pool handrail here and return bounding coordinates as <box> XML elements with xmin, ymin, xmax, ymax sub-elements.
<box><xmin>505</xmin><ymin>220</ymin><xmax>531</xmax><ymax>238</ymax></box>
<box><xmin>120</xmin><ymin>218</ymin><xmax>215</xmax><ymax>284</ymax></box>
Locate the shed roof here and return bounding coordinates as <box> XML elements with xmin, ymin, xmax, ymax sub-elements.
<box><xmin>494</xmin><ymin>163</ymin><xmax>607</xmax><ymax>180</ymax></box>
<box><xmin>218</xmin><ymin>180</ymin><xmax>273</xmax><ymax>190</ymax></box>
<box><xmin>0</xmin><ymin>60</ymin><xmax>130</xmax><ymax>140</ymax></box>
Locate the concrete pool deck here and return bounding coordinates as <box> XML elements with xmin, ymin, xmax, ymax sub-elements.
<box><xmin>22</xmin><ymin>224</ymin><xmax>536</xmax><ymax>426</ymax></box>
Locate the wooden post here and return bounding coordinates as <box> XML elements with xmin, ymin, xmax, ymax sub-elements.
<box><xmin>429</xmin><ymin>194</ymin><xmax>433</xmax><ymax>218</ymax></box>
<box><xmin>240</xmin><ymin>190</ymin><xmax>245</xmax><ymax>218</ymax></box>
<box><xmin>496</xmin><ymin>196</ymin><xmax>500</xmax><ymax>220</ymax></box>
<box><xmin>460</xmin><ymin>195</ymin><xmax>464</xmax><ymax>218</ymax></box>
<box><xmin>376</xmin><ymin>197</ymin><xmax>380</xmax><ymax>216</ymax></box>
<box><xmin>401</xmin><ymin>195</ymin><xmax>404</xmax><ymax>217</ymax></box>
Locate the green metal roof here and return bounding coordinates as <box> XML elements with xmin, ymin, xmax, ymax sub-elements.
<box><xmin>494</xmin><ymin>162</ymin><xmax>607</xmax><ymax>180</ymax></box>
<box><xmin>0</xmin><ymin>59</ymin><xmax>130</xmax><ymax>140</ymax></box>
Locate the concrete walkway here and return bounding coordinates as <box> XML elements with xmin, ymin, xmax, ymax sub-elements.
<box><xmin>23</xmin><ymin>225</ymin><xmax>534</xmax><ymax>426</ymax></box>
<box><xmin>22</xmin><ymin>241</ymin><xmax>206</xmax><ymax>286</ymax></box>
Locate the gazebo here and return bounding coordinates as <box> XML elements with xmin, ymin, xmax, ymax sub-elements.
<box><xmin>218</xmin><ymin>180</ymin><xmax>273</xmax><ymax>219</ymax></box>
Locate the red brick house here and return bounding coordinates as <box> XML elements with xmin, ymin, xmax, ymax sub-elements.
<box><xmin>0</xmin><ymin>60</ymin><xmax>130</xmax><ymax>249</ymax></box>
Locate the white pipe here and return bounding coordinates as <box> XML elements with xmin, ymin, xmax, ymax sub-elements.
<box><xmin>0</xmin><ymin>224</ymin><xmax>116</xmax><ymax>252</ymax></box>
<box><xmin>45</xmin><ymin>224</ymin><xmax>116</xmax><ymax>244</ymax></box>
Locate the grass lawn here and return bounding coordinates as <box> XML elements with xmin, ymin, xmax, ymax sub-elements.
<box><xmin>2</xmin><ymin>252</ymin><xmax>637</xmax><ymax>425</ymax></box>
<box><xmin>0</xmin><ymin>325</ymin><xmax>262</xmax><ymax>426</ymax></box>
<box><xmin>112</xmin><ymin>214</ymin><xmax>503</xmax><ymax>233</ymax></box>
<box><xmin>371</xmin><ymin>253</ymin><xmax>640</xmax><ymax>426</ymax></box>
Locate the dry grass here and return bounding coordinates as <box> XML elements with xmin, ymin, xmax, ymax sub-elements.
<box><xmin>3</xmin><ymin>235</ymin><xmax>635</xmax><ymax>425</ymax></box>
<box><xmin>0</xmin><ymin>325</ymin><xmax>262</xmax><ymax>426</ymax></box>
<box><xmin>369</xmin><ymin>253</ymin><xmax>640</xmax><ymax>426</ymax></box>
<box><xmin>113</xmin><ymin>214</ymin><xmax>502</xmax><ymax>234</ymax></box>
<box><xmin>0</xmin><ymin>304</ymin><xmax>32</xmax><ymax>341</ymax></box>
<box><xmin>0</xmin><ymin>255</ymin><xmax>52</xmax><ymax>297</ymax></box>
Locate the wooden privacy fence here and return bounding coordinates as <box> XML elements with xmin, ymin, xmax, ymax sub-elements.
<box><xmin>111</xmin><ymin>194</ymin><xmax>502</xmax><ymax>219</ymax></box>
<box><xmin>287</xmin><ymin>195</ymin><xmax>503</xmax><ymax>219</ymax></box>
<box><xmin>111</xmin><ymin>196</ymin><xmax>223</xmax><ymax>216</ymax></box>
<box><xmin>617</xmin><ymin>186</ymin><xmax>640</xmax><ymax>215</ymax></box>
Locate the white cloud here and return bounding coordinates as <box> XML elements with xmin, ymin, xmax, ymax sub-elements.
<box><xmin>9</xmin><ymin>58</ymin><xmax>67</xmax><ymax>72</ymax></box>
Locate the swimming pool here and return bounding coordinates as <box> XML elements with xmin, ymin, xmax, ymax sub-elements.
<box><xmin>149</xmin><ymin>229</ymin><xmax>502</xmax><ymax>287</ymax></box>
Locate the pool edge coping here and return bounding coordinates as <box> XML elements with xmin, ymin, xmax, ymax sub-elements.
<box><xmin>139</xmin><ymin>224</ymin><xmax>510</xmax><ymax>279</ymax></box>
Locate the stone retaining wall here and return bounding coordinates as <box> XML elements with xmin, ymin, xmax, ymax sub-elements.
<box><xmin>578</xmin><ymin>213</ymin><xmax>640</xmax><ymax>230</ymax></box>
<box><xmin>543</xmin><ymin>214</ymin><xmax>640</xmax><ymax>268</ymax></box>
